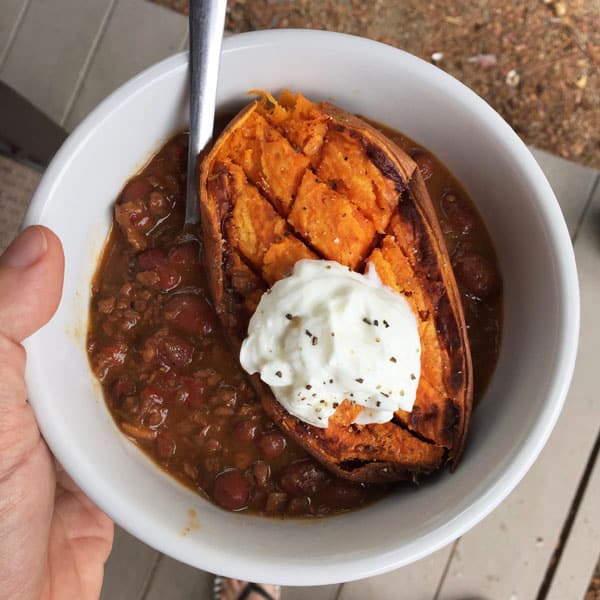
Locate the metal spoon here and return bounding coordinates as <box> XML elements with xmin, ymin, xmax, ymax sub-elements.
<box><xmin>185</xmin><ymin>0</ymin><xmax>227</xmax><ymax>226</ymax></box>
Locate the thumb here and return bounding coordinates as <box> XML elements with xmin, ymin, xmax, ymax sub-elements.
<box><xmin>0</xmin><ymin>226</ymin><xmax>64</xmax><ymax>343</ymax></box>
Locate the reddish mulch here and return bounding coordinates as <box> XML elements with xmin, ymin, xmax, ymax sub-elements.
<box><xmin>152</xmin><ymin>0</ymin><xmax>599</xmax><ymax>170</ymax></box>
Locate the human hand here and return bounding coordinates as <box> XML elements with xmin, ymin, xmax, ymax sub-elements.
<box><xmin>0</xmin><ymin>226</ymin><xmax>114</xmax><ymax>600</ymax></box>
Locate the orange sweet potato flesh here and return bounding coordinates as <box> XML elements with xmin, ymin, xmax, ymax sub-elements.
<box><xmin>199</xmin><ymin>92</ymin><xmax>472</xmax><ymax>483</ymax></box>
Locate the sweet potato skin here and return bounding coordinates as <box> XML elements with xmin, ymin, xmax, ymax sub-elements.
<box><xmin>199</xmin><ymin>92</ymin><xmax>472</xmax><ymax>482</ymax></box>
<box><xmin>368</xmin><ymin>172</ymin><xmax>473</xmax><ymax>465</ymax></box>
<box><xmin>255</xmin><ymin>388</ymin><xmax>445</xmax><ymax>482</ymax></box>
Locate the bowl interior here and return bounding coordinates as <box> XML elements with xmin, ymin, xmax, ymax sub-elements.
<box><xmin>24</xmin><ymin>30</ymin><xmax>578</xmax><ymax>585</ymax></box>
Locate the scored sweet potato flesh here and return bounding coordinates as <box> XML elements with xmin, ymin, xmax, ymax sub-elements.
<box><xmin>199</xmin><ymin>92</ymin><xmax>472</xmax><ymax>483</ymax></box>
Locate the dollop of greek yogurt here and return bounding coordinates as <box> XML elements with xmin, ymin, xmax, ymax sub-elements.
<box><xmin>239</xmin><ymin>259</ymin><xmax>421</xmax><ymax>428</ymax></box>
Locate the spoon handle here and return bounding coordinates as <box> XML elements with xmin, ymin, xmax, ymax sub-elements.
<box><xmin>185</xmin><ymin>0</ymin><xmax>227</xmax><ymax>225</ymax></box>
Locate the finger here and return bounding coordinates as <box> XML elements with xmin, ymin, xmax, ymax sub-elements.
<box><xmin>0</xmin><ymin>226</ymin><xmax>64</xmax><ymax>343</ymax></box>
<box><xmin>0</xmin><ymin>226</ymin><xmax>63</xmax><ymax>476</ymax></box>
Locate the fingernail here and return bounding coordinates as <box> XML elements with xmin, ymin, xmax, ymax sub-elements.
<box><xmin>0</xmin><ymin>226</ymin><xmax>48</xmax><ymax>268</ymax></box>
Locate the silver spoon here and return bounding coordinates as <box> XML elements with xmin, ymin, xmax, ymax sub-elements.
<box><xmin>185</xmin><ymin>0</ymin><xmax>227</xmax><ymax>226</ymax></box>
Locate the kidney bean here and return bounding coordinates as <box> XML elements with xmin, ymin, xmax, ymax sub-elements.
<box><xmin>137</xmin><ymin>249</ymin><xmax>181</xmax><ymax>291</ymax></box>
<box><xmin>120</xmin><ymin>177</ymin><xmax>153</xmax><ymax>205</ymax></box>
<box><xmin>231</xmin><ymin>419</ymin><xmax>259</xmax><ymax>444</ymax></box>
<box><xmin>441</xmin><ymin>192</ymin><xmax>476</xmax><ymax>235</ymax></box>
<box><xmin>162</xmin><ymin>334</ymin><xmax>193</xmax><ymax>367</ymax></box>
<box><xmin>143</xmin><ymin>330</ymin><xmax>193</xmax><ymax>369</ymax></box>
<box><xmin>453</xmin><ymin>252</ymin><xmax>499</xmax><ymax>299</ymax></box>
<box><xmin>288</xmin><ymin>497</ymin><xmax>311</xmax><ymax>515</ymax></box>
<box><xmin>265</xmin><ymin>492</ymin><xmax>288</xmax><ymax>513</ymax></box>
<box><xmin>259</xmin><ymin>432</ymin><xmax>287</xmax><ymax>459</ymax></box>
<box><xmin>164</xmin><ymin>293</ymin><xmax>216</xmax><ymax>337</ymax></box>
<box><xmin>157</xmin><ymin>267</ymin><xmax>181</xmax><ymax>292</ymax></box>
<box><xmin>137</xmin><ymin>248</ymin><xmax>163</xmax><ymax>270</ymax></box>
<box><xmin>213</xmin><ymin>469</ymin><xmax>250</xmax><ymax>511</ymax></box>
<box><xmin>317</xmin><ymin>482</ymin><xmax>368</xmax><ymax>508</ymax></box>
<box><xmin>186</xmin><ymin>379</ymin><xmax>208</xmax><ymax>409</ymax></box>
<box><xmin>414</xmin><ymin>153</ymin><xmax>435</xmax><ymax>181</ymax></box>
<box><xmin>279</xmin><ymin>459</ymin><xmax>330</xmax><ymax>497</ymax></box>
<box><xmin>168</xmin><ymin>241</ymin><xmax>200</xmax><ymax>266</ymax></box>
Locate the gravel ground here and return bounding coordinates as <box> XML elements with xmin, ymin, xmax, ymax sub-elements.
<box><xmin>153</xmin><ymin>0</ymin><xmax>599</xmax><ymax>170</ymax></box>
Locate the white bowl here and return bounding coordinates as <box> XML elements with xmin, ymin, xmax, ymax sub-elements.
<box><xmin>24</xmin><ymin>30</ymin><xmax>579</xmax><ymax>585</ymax></box>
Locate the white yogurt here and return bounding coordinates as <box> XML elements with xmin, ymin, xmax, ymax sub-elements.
<box><xmin>240</xmin><ymin>259</ymin><xmax>421</xmax><ymax>428</ymax></box>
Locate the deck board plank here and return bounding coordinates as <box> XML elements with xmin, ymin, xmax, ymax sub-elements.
<box><xmin>100</xmin><ymin>526</ymin><xmax>160</xmax><ymax>600</ymax></box>
<box><xmin>546</xmin><ymin>181</ymin><xmax>600</xmax><ymax>600</ymax></box>
<box><xmin>547</xmin><ymin>449</ymin><xmax>600</xmax><ymax>600</ymax></box>
<box><xmin>142</xmin><ymin>555</ymin><xmax>213</xmax><ymax>600</ymax></box>
<box><xmin>64</xmin><ymin>0</ymin><xmax>187</xmax><ymax>131</ymax></box>
<box><xmin>0</xmin><ymin>0</ymin><xmax>30</xmax><ymax>68</ymax></box>
<box><xmin>0</xmin><ymin>0</ymin><xmax>113</xmax><ymax>123</ymax></box>
<box><xmin>530</xmin><ymin>148</ymin><xmax>597</xmax><ymax>237</ymax></box>
<box><xmin>339</xmin><ymin>544</ymin><xmax>454</xmax><ymax>600</ymax></box>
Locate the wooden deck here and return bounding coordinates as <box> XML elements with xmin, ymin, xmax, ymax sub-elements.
<box><xmin>1</xmin><ymin>1</ymin><xmax>598</xmax><ymax>598</ymax></box>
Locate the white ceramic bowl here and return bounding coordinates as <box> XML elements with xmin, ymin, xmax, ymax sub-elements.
<box><xmin>24</xmin><ymin>30</ymin><xmax>579</xmax><ymax>585</ymax></box>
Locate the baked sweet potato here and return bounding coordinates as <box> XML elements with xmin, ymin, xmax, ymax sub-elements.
<box><xmin>199</xmin><ymin>92</ymin><xmax>472</xmax><ymax>483</ymax></box>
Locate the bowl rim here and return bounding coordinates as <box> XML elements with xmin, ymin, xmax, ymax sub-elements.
<box><xmin>23</xmin><ymin>29</ymin><xmax>580</xmax><ymax>584</ymax></box>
